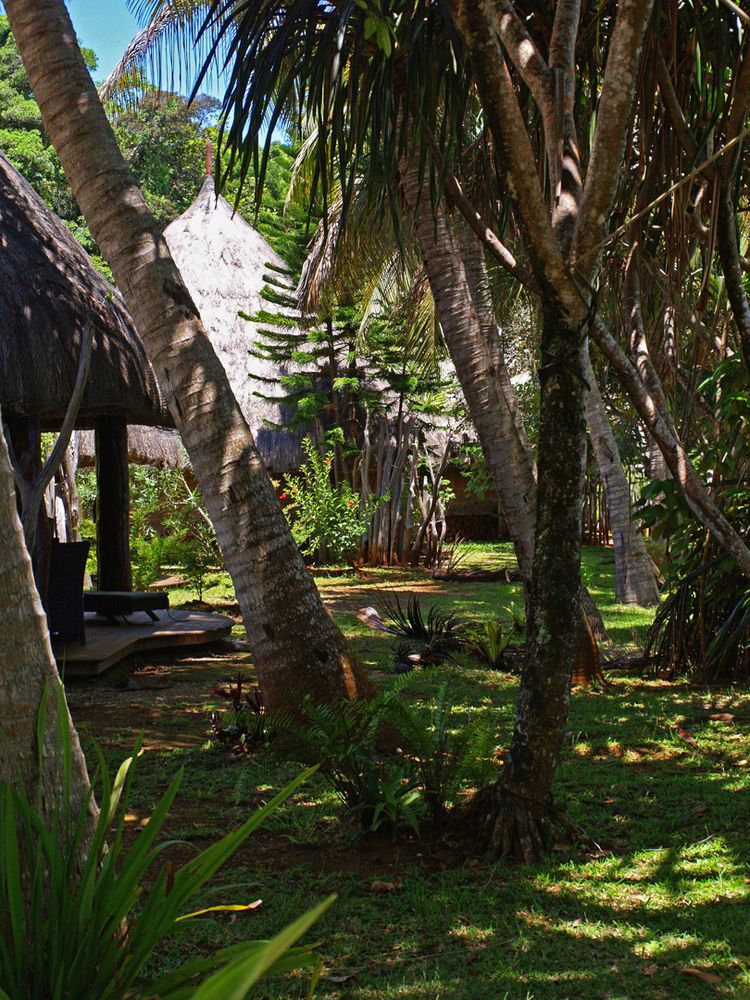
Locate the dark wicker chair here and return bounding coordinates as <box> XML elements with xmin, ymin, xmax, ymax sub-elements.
<box><xmin>46</xmin><ymin>540</ymin><xmax>90</xmax><ymax>645</ymax></box>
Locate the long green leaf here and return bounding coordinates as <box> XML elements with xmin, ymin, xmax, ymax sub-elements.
<box><xmin>187</xmin><ymin>894</ymin><xmax>336</xmax><ymax>1000</ymax></box>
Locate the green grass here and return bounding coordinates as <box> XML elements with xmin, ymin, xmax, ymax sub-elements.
<box><xmin>72</xmin><ymin>545</ymin><xmax>750</xmax><ymax>999</ymax></box>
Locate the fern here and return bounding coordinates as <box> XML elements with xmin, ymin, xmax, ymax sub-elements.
<box><xmin>383</xmin><ymin>673</ymin><xmax>501</xmax><ymax>831</ymax></box>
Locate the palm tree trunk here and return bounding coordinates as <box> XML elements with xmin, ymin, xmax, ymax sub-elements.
<box><xmin>400</xmin><ymin>165</ymin><xmax>537</xmax><ymax>588</ymax></box>
<box><xmin>401</xmin><ymin>164</ymin><xmax>605</xmax><ymax>678</ymax></box>
<box><xmin>585</xmin><ymin>357</ymin><xmax>659</xmax><ymax>605</ymax></box>
<box><xmin>5</xmin><ymin>0</ymin><xmax>373</xmax><ymax>712</ymax></box>
<box><xmin>0</xmin><ymin>419</ymin><xmax>94</xmax><ymax>837</ymax></box>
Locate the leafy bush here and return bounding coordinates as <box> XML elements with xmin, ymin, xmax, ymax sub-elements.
<box><xmin>0</xmin><ymin>686</ymin><xmax>331</xmax><ymax>1000</ymax></box>
<box><xmin>637</xmin><ymin>357</ymin><xmax>750</xmax><ymax>681</ymax></box>
<box><xmin>131</xmin><ymin>533</ymin><xmax>181</xmax><ymax>590</ymax></box>
<box><xmin>273</xmin><ymin>694</ymin><xmax>390</xmax><ymax>822</ymax></box>
<box><xmin>173</xmin><ymin>524</ymin><xmax>222</xmax><ymax>600</ymax></box>
<box><xmin>78</xmin><ymin>467</ymin><xmax>223</xmax><ymax>593</ymax></box>
<box><xmin>465</xmin><ymin>617</ymin><xmax>515</xmax><ymax>670</ymax></box>
<box><xmin>281</xmin><ymin>438</ymin><xmax>386</xmax><ymax>563</ymax></box>
<box><xmin>274</xmin><ymin>675</ymin><xmax>501</xmax><ymax>836</ymax></box>
<box><xmin>386</xmin><ymin>674</ymin><xmax>501</xmax><ymax>832</ymax></box>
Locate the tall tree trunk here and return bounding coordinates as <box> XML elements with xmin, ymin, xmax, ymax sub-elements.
<box><xmin>476</xmin><ymin>302</ymin><xmax>589</xmax><ymax>860</ymax></box>
<box><xmin>585</xmin><ymin>357</ymin><xmax>659</xmax><ymax>605</ymax></box>
<box><xmin>5</xmin><ymin>0</ymin><xmax>373</xmax><ymax>712</ymax></box>
<box><xmin>456</xmin><ymin>0</ymin><xmax>654</xmax><ymax>858</ymax></box>
<box><xmin>400</xmin><ymin>165</ymin><xmax>537</xmax><ymax>587</ymax></box>
<box><xmin>0</xmin><ymin>418</ymin><xmax>94</xmax><ymax>836</ymax></box>
<box><xmin>402</xmin><ymin>176</ymin><xmax>605</xmax><ymax>657</ymax></box>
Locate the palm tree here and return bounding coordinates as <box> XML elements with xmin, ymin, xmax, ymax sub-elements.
<box><xmin>3</xmin><ymin>0</ymin><xmax>374</xmax><ymax>714</ymax></box>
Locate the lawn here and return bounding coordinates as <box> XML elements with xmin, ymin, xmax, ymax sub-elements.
<box><xmin>65</xmin><ymin>544</ymin><xmax>750</xmax><ymax>999</ymax></box>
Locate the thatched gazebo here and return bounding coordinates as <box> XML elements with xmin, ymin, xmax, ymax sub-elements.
<box><xmin>0</xmin><ymin>150</ymin><xmax>173</xmax><ymax>589</ymax></box>
<box><xmin>163</xmin><ymin>173</ymin><xmax>303</xmax><ymax>473</ymax></box>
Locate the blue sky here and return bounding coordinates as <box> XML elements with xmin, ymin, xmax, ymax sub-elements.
<box><xmin>0</xmin><ymin>2</ymin><xmax>280</xmax><ymax>137</ymax></box>
<box><xmin>65</xmin><ymin>0</ymin><xmax>231</xmax><ymax>104</ymax></box>
<box><xmin>67</xmin><ymin>0</ymin><xmax>140</xmax><ymax>81</ymax></box>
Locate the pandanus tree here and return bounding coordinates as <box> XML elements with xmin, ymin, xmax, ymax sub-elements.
<box><xmin>191</xmin><ymin>0</ymin><xmax>654</xmax><ymax>856</ymax></box>
<box><xmin>3</xmin><ymin>0</ymin><xmax>374</xmax><ymax>714</ymax></box>
<box><xmin>200</xmin><ymin>0</ymin><xmax>750</xmax><ymax>856</ymax></box>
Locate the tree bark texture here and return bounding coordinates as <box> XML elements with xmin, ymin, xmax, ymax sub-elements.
<box><xmin>477</xmin><ymin>304</ymin><xmax>589</xmax><ymax>861</ymax></box>
<box><xmin>584</xmin><ymin>357</ymin><xmax>659</xmax><ymax>605</ymax></box>
<box><xmin>0</xmin><ymin>416</ymin><xmax>93</xmax><ymax>835</ymax></box>
<box><xmin>456</xmin><ymin>0</ymin><xmax>654</xmax><ymax>858</ymax></box>
<box><xmin>5</xmin><ymin>0</ymin><xmax>374</xmax><ymax>712</ymax></box>
<box><xmin>400</xmin><ymin>163</ymin><xmax>537</xmax><ymax>587</ymax></box>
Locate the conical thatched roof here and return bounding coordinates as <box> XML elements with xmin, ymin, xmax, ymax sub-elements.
<box><xmin>163</xmin><ymin>175</ymin><xmax>303</xmax><ymax>472</ymax></box>
<box><xmin>0</xmin><ymin>151</ymin><xmax>172</xmax><ymax>430</ymax></box>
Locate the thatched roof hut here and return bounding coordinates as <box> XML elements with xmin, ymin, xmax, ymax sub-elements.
<box><xmin>0</xmin><ymin>151</ymin><xmax>171</xmax><ymax>430</ymax></box>
<box><xmin>0</xmin><ymin>150</ymin><xmax>178</xmax><ymax>590</ymax></box>
<box><xmin>77</xmin><ymin>173</ymin><xmax>305</xmax><ymax>476</ymax></box>
<box><xmin>163</xmin><ymin>174</ymin><xmax>303</xmax><ymax>472</ymax></box>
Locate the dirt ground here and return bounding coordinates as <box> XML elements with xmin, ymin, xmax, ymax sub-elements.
<box><xmin>63</xmin><ymin>579</ymin><xmax>480</xmax><ymax>878</ymax></box>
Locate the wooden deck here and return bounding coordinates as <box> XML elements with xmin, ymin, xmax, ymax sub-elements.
<box><xmin>53</xmin><ymin>609</ymin><xmax>235</xmax><ymax>677</ymax></box>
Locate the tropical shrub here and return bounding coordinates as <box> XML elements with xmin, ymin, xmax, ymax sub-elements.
<box><xmin>274</xmin><ymin>675</ymin><xmax>500</xmax><ymax>836</ymax></box>
<box><xmin>465</xmin><ymin>616</ymin><xmax>516</xmax><ymax>670</ymax></box>
<box><xmin>211</xmin><ymin>672</ymin><xmax>269</xmax><ymax>751</ymax></box>
<box><xmin>281</xmin><ymin>438</ymin><xmax>386</xmax><ymax>563</ymax></box>
<box><xmin>378</xmin><ymin>593</ymin><xmax>466</xmax><ymax>668</ymax></box>
<box><xmin>273</xmin><ymin>694</ymin><xmax>390</xmax><ymax>823</ymax></box>
<box><xmin>385</xmin><ymin>674</ymin><xmax>501</xmax><ymax>832</ymax></box>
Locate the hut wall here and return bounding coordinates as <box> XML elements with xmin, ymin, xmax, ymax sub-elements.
<box><xmin>443</xmin><ymin>471</ymin><xmax>507</xmax><ymax>541</ymax></box>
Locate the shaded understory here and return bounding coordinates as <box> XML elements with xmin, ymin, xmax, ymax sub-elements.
<box><xmin>64</xmin><ymin>545</ymin><xmax>750</xmax><ymax>999</ymax></box>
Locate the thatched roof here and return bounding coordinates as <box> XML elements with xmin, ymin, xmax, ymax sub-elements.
<box><xmin>76</xmin><ymin>425</ymin><xmax>189</xmax><ymax>470</ymax></box>
<box><xmin>0</xmin><ymin>151</ymin><xmax>172</xmax><ymax>430</ymax></box>
<box><xmin>163</xmin><ymin>175</ymin><xmax>303</xmax><ymax>472</ymax></box>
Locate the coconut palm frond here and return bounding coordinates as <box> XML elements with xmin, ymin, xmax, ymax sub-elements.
<box><xmin>205</xmin><ymin>0</ymin><xmax>470</xmax><ymax>225</ymax></box>
<box><xmin>101</xmin><ymin>0</ymin><xmax>226</xmax><ymax>104</ymax></box>
<box><xmin>284</xmin><ymin>127</ymin><xmax>320</xmax><ymax>216</ymax></box>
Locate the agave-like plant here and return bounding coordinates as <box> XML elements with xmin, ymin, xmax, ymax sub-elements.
<box><xmin>377</xmin><ymin>592</ymin><xmax>467</xmax><ymax>667</ymax></box>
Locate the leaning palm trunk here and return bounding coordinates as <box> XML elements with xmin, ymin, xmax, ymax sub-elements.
<box><xmin>584</xmin><ymin>356</ymin><xmax>659</xmax><ymax>606</ymax></box>
<box><xmin>403</xmin><ymin>173</ymin><xmax>605</xmax><ymax>667</ymax></box>
<box><xmin>5</xmin><ymin>0</ymin><xmax>373</xmax><ymax>712</ymax></box>
<box><xmin>401</xmin><ymin>165</ymin><xmax>537</xmax><ymax>587</ymax></box>
<box><xmin>0</xmin><ymin>417</ymin><xmax>94</xmax><ymax>839</ymax></box>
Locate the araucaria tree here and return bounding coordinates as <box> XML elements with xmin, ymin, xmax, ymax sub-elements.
<box><xmin>4</xmin><ymin>0</ymin><xmax>375</xmax><ymax>713</ymax></box>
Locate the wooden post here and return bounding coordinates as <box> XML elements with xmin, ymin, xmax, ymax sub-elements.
<box><xmin>95</xmin><ymin>416</ymin><xmax>131</xmax><ymax>591</ymax></box>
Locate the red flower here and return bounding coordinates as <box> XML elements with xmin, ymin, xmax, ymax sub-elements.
<box><xmin>348</xmin><ymin>500</ymin><xmax>355</xmax><ymax>507</ymax></box>
<box><xmin>279</xmin><ymin>491</ymin><xmax>288</xmax><ymax>500</ymax></box>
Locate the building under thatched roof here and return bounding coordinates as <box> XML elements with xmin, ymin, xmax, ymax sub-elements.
<box><xmin>0</xmin><ymin>151</ymin><xmax>171</xmax><ymax>430</ymax></box>
<box><xmin>0</xmin><ymin>150</ymin><xmax>178</xmax><ymax>590</ymax></box>
<box><xmin>163</xmin><ymin>174</ymin><xmax>303</xmax><ymax>472</ymax></box>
